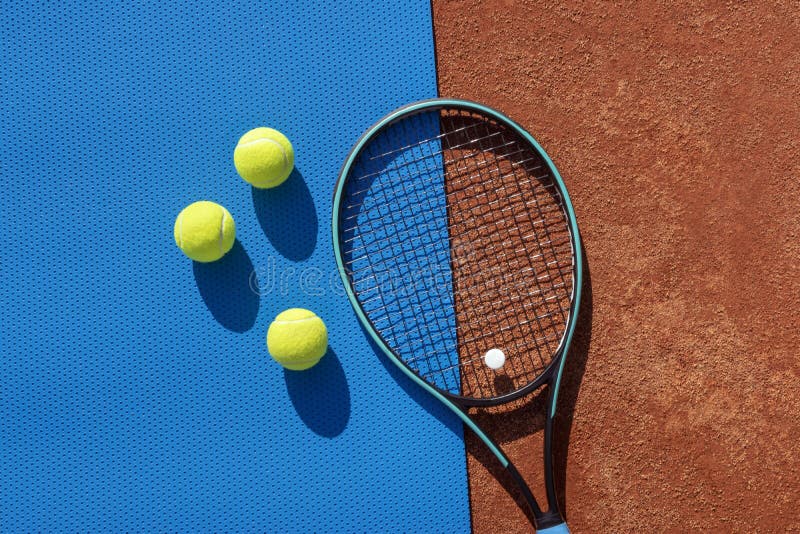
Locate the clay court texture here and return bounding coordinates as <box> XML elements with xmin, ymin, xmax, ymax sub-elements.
<box><xmin>432</xmin><ymin>1</ymin><xmax>799</xmax><ymax>532</ymax></box>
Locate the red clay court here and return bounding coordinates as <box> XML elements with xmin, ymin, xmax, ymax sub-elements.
<box><xmin>433</xmin><ymin>1</ymin><xmax>799</xmax><ymax>531</ymax></box>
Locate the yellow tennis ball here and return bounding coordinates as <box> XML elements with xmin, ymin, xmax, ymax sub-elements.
<box><xmin>267</xmin><ymin>308</ymin><xmax>328</xmax><ymax>370</ymax></box>
<box><xmin>233</xmin><ymin>127</ymin><xmax>294</xmax><ymax>188</ymax></box>
<box><xmin>173</xmin><ymin>201</ymin><xmax>236</xmax><ymax>262</ymax></box>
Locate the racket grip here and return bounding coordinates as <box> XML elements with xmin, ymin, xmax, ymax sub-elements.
<box><xmin>537</xmin><ymin>523</ymin><xmax>570</xmax><ymax>533</ymax></box>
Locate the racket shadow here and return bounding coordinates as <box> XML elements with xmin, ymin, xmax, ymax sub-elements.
<box><xmin>358</xmin><ymin>322</ymin><xmax>466</xmax><ymax>438</ymax></box>
<box><xmin>467</xmin><ymin>248</ymin><xmax>593</xmax><ymax>524</ymax></box>
<box><xmin>553</xmin><ymin>250</ymin><xmax>593</xmax><ymax>517</ymax></box>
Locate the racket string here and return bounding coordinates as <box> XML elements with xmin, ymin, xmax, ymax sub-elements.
<box><xmin>480</xmin><ymin>124</ymin><xmax>572</xmax><ymax>359</ymax></box>
<box><xmin>363</xmin><ymin>120</ymin><xmax>502</xmax><ymax>162</ymax></box>
<box><xmin>341</xmin><ymin>209</ymin><xmax>569</xmax><ymax>260</ymax></box>
<box><xmin>360</xmin><ymin>120</ymin><xmax>460</xmax><ymax>385</ymax></box>
<box><xmin>349</xmin><ymin>256</ymin><xmax>572</xmax><ymax>308</ymax></box>
<box><xmin>370</xmin><ymin>287</ymin><xmax>567</xmax><ymax>361</ymax></box>
<box><xmin>442</xmin><ymin>112</ymin><xmax>572</xmax><ymax>397</ymax></box>
<box><xmin>341</xmin><ymin>154</ymin><xmax>552</xmax><ymax>215</ymax></box>
<box><xmin>344</xmin><ymin>147</ymin><xmax>541</xmax><ymax>204</ymax></box>
<box><xmin>442</xmin><ymin>125</ymin><xmax>554</xmax><ymax>390</ymax></box>
<box><xmin>345</xmin><ymin>198</ymin><xmax>573</xmax><ymax>348</ymax></box>
<box><xmin>340</xmin><ymin>107</ymin><xmax>575</xmax><ymax>400</ymax></box>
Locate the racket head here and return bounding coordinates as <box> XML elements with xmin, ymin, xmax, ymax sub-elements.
<box><xmin>333</xmin><ymin>99</ymin><xmax>583</xmax><ymax>407</ymax></box>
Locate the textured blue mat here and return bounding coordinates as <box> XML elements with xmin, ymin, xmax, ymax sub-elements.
<box><xmin>0</xmin><ymin>2</ymin><xmax>471</xmax><ymax>531</ymax></box>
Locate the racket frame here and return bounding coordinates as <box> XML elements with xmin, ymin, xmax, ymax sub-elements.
<box><xmin>332</xmin><ymin>98</ymin><xmax>583</xmax><ymax>532</ymax></box>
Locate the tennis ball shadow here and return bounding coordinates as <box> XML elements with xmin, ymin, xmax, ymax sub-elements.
<box><xmin>357</xmin><ymin>322</ymin><xmax>464</xmax><ymax>438</ymax></box>
<box><xmin>283</xmin><ymin>347</ymin><xmax>350</xmax><ymax>438</ymax></box>
<box><xmin>552</xmin><ymin>249</ymin><xmax>593</xmax><ymax>518</ymax></box>
<box><xmin>492</xmin><ymin>374</ymin><xmax>515</xmax><ymax>394</ymax></box>
<box><xmin>192</xmin><ymin>240</ymin><xmax>259</xmax><ymax>333</ymax></box>
<box><xmin>251</xmin><ymin>168</ymin><xmax>318</xmax><ymax>261</ymax></box>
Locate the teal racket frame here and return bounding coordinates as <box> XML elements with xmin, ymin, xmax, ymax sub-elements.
<box><xmin>332</xmin><ymin>99</ymin><xmax>583</xmax><ymax>533</ymax></box>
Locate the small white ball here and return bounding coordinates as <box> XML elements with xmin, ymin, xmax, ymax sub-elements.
<box><xmin>484</xmin><ymin>348</ymin><xmax>506</xmax><ymax>370</ymax></box>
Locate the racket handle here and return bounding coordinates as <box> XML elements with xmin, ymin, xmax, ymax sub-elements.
<box><xmin>537</xmin><ymin>523</ymin><xmax>570</xmax><ymax>533</ymax></box>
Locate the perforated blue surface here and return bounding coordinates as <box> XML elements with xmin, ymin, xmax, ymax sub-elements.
<box><xmin>0</xmin><ymin>2</ymin><xmax>471</xmax><ymax>532</ymax></box>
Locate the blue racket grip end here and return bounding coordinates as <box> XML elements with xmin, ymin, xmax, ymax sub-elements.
<box><xmin>537</xmin><ymin>522</ymin><xmax>570</xmax><ymax>534</ymax></box>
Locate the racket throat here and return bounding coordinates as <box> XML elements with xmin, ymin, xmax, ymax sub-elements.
<box><xmin>536</xmin><ymin>512</ymin><xmax>570</xmax><ymax>531</ymax></box>
<box><xmin>504</xmin><ymin>462</ymin><xmax>564</xmax><ymax>530</ymax></box>
<box><xmin>504</xmin><ymin>461</ymin><xmax>543</xmax><ymax>517</ymax></box>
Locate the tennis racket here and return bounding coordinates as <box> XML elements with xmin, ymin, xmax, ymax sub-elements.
<box><xmin>332</xmin><ymin>99</ymin><xmax>582</xmax><ymax>533</ymax></box>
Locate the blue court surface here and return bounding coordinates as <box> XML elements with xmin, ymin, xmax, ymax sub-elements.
<box><xmin>1</xmin><ymin>1</ymin><xmax>471</xmax><ymax>531</ymax></box>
